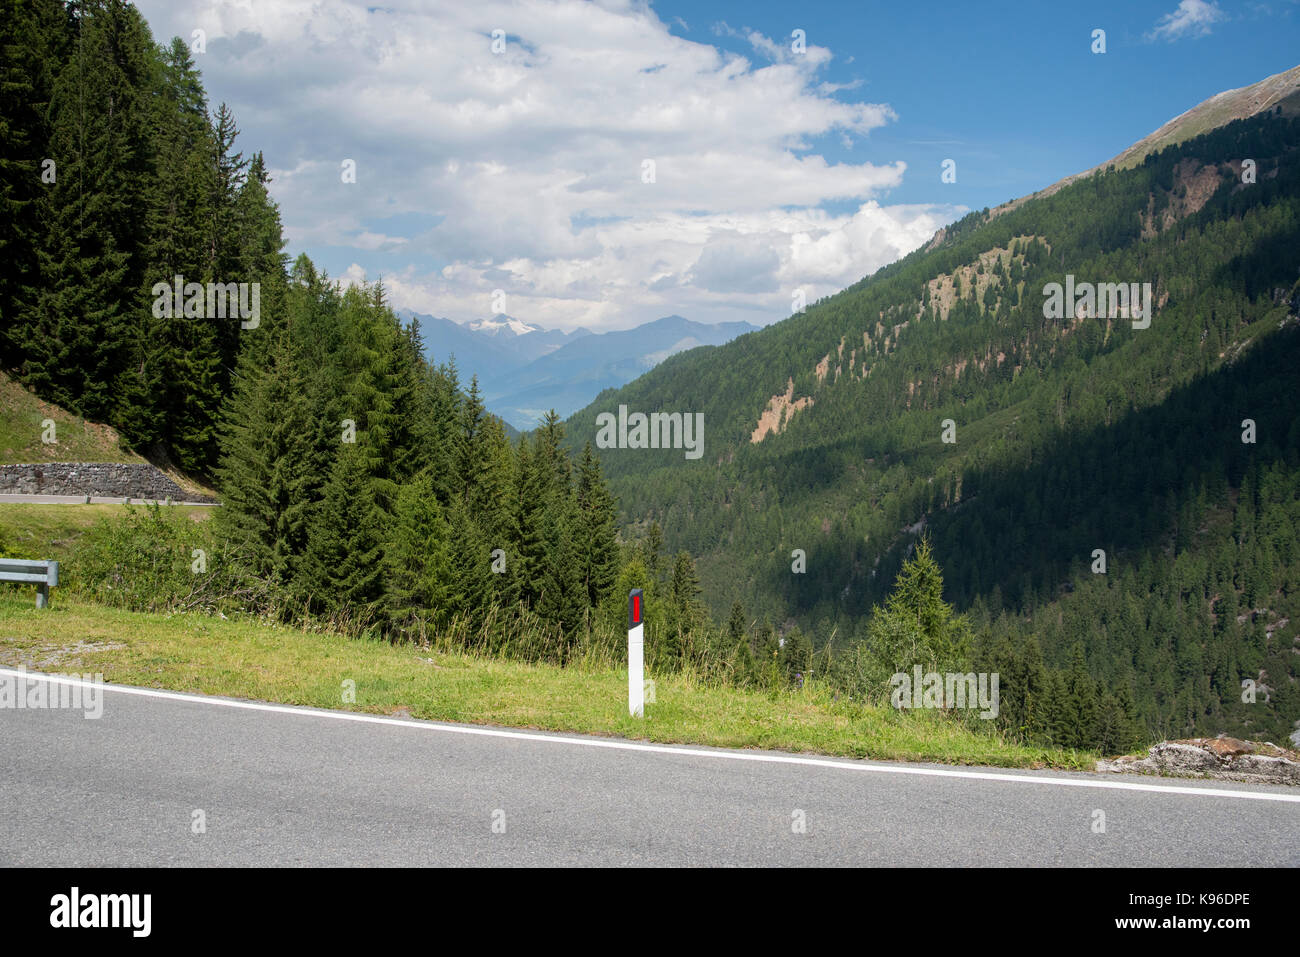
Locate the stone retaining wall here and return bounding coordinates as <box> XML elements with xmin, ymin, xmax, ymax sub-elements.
<box><xmin>0</xmin><ymin>463</ymin><xmax>216</xmax><ymax>503</ymax></box>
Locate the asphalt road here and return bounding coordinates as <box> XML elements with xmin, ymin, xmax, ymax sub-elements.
<box><xmin>1</xmin><ymin>669</ymin><xmax>1297</xmax><ymax>866</ymax></box>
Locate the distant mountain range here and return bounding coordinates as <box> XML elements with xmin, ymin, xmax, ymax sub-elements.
<box><xmin>395</xmin><ymin>310</ymin><xmax>758</xmax><ymax>430</ymax></box>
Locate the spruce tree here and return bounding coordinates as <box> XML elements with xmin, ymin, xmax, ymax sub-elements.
<box><xmin>205</xmin><ymin>101</ymin><xmax>247</xmax><ymax>379</ymax></box>
<box><xmin>300</xmin><ymin>443</ymin><xmax>385</xmax><ymax>613</ymax></box>
<box><xmin>867</xmin><ymin>538</ymin><xmax>971</xmax><ymax>675</ymax></box>
<box><xmin>230</xmin><ymin>150</ymin><xmax>288</xmax><ymax>370</ymax></box>
<box><xmin>575</xmin><ymin>443</ymin><xmax>618</xmax><ymax>608</ymax></box>
<box><xmin>537</xmin><ymin>493</ymin><xmax>586</xmax><ymax>646</ymax></box>
<box><xmin>383</xmin><ymin>468</ymin><xmax>452</xmax><ymax>637</ymax></box>
<box><xmin>514</xmin><ymin>435</ymin><xmax>550</xmax><ymax>608</ymax></box>
<box><xmin>476</xmin><ymin>416</ymin><xmax>522</xmax><ymax>611</ymax></box>
<box><xmin>214</xmin><ymin>327</ymin><xmax>314</xmax><ymax>586</ymax></box>
<box><xmin>669</xmin><ymin>551</ymin><xmax>702</xmax><ymax>620</ymax></box>
<box><xmin>446</xmin><ymin>500</ymin><xmax>493</xmax><ymax>627</ymax></box>
<box><xmin>456</xmin><ymin>375</ymin><xmax>488</xmax><ymax>501</ymax></box>
<box><xmin>122</xmin><ymin>34</ymin><xmax>222</xmax><ymax>468</ymax></box>
<box><xmin>0</xmin><ymin>0</ymin><xmax>68</xmax><ymax>367</ymax></box>
<box><xmin>642</xmin><ymin>521</ymin><xmax>664</xmax><ymax>583</ymax></box>
<box><xmin>26</xmin><ymin>0</ymin><xmax>156</xmax><ymax>421</ymax></box>
<box><xmin>727</xmin><ymin>600</ymin><xmax>747</xmax><ymax>646</ymax></box>
<box><xmin>425</xmin><ymin>358</ymin><xmax>461</xmax><ymax>505</ymax></box>
<box><xmin>1064</xmin><ymin>643</ymin><xmax>1098</xmax><ymax>749</ymax></box>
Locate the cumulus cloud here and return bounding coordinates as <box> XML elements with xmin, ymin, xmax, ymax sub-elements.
<box><xmin>136</xmin><ymin>0</ymin><xmax>964</xmax><ymax>330</ymax></box>
<box><xmin>1148</xmin><ymin>0</ymin><xmax>1227</xmax><ymax>42</ymax></box>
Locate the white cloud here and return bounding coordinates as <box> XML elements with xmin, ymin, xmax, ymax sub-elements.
<box><xmin>135</xmin><ymin>0</ymin><xmax>963</xmax><ymax>330</ymax></box>
<box><xmin>1148</xmin><ymin>0</ymin><xmax>1227</xmax><ymax>42</ymax></box>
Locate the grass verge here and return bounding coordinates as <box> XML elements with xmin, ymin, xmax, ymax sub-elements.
<box><xmin>0</xmin><ymin>502</ymin><xmax>211</xmax><ymax>562</ymax></box>
<box><xmin>0</xmin><ymin>595</ymin><xmax>1095</xmax><ymax>770</ymax></box>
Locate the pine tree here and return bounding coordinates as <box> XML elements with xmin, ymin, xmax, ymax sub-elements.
<box><xmin>446</xmin><ymin>500</ymin><xmax>493</xmax><ymax>627</ymax></box>
<box><xmin>299</xmin><ymin>443</ymin><xmax>385</xmax><ymax>613</ymax></box>
<box><xmin>214</xmin><ymin>327</ymin><xmax>314</xmax><ymax>586</ymax></box>
<box><xmin>575</xmin><ymin>443</ymin><xmax>619</xmax><ymax>608</ymax></box>
<box><xmin>229</xmin><ymin>150</ymin><xmax>288</xmax><ymax>370</ymax></box>
<box><xmin>868</xmin><ymin>538</ymin><xmax>970</xmax><ymax>674</ymax></box>
<box><xmin>456</xmin><ymin>374</ymin><xmax>488</xmax><ymax>501</ymax></box>
<box><xmin>120</xmin><ymin>34</ymin><xmax>222</xmax><ymax>468</ymax></box>
<box><xmin>383</xmin><ymin>468</ymin><xmax>452</xmax><ymax>637</ymax></box>
<box><xmin>726</xmin><ymin>600</ymin><xmax>747</xmax><ymax>646</ymax></box>
<box><xmin>537</xmin><ymin>493</ymin><xmax>586</xmax><ymax>646</ymax></box>
<box><xmin>1064</xmin><ymin>643</ymin><xmax>1098</xmax><ymax>749</ymax></box>
<box><xmin>25</xmin><ymin>0</ymin><xmax>156</xmax><ymax>421</ymax></box>
<box><xmin>0</xmin><ymin>0</ymin><xmax>68</xmax><ymax>368</ymax></box>
<box><xmin>514</xmin><ymin>435</ymin><xmax>550</xmax><ymax>608</ymax></box>
<box><xmin>205</xmin><ymin>101</ymin><xmax>247</xmax><ymax>379</ymax></box>
<box><xmin>642</xmin><ymin>521</ymin><xmax>664</xmax><ymax>582</ymax></box>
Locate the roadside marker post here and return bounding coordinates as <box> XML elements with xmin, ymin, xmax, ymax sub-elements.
<box><xmin>628</xmin><ymin>589</ymin><xmax>644</xmax><ymax>718</ymax></box>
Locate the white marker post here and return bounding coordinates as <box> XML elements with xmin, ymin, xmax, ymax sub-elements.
<box><xmin>628</xmin><ymin>588</ymin><xmax>644</xmax><ymax>718</ymax></box>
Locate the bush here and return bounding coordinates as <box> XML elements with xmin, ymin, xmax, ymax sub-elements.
<box><xmin>73</xmin><ymin>504</ymin><xmax>253</xmax><ymax>614</ymax></box>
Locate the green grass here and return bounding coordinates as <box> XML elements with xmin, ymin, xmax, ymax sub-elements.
<box><xmin>0</xmin><ymin>502</ymin><xmax>211</xmax><ymax>561</ymax></box>
<box><xmin>0</xmin><ymin>495</ymin><xmax>1094</xmax><ymax>770</ymax></box>
<box><xmin>0</xmin><ymin>594</ymin><xmax>1095</xmax><ymax>770</ymax></box>
<box><xmin>0</xmin><ymin>372</ymin><xmax>144</xmax><ymax>465</ymax></box>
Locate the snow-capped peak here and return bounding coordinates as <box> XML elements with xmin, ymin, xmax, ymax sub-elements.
<box><xmin>466</xmin><ymin>314</ymin><xmax>539</xmax><ymax>337</ymax></box>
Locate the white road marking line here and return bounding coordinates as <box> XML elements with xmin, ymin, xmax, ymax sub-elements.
<box><xmin>4</xmin><ymin>666</ymin><xmax>1300</xmax><ymax>804</ymax></box>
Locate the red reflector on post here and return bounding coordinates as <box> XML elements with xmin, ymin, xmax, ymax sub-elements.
<box><xmin>628</xmin><ymin>588</ymin><xmax>643</xmax><ymax>628</ymax></box>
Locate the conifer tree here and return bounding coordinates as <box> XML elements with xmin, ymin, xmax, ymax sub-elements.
<box><xmin>476</xmin><ymin>416</ymin><xmax>522</xmax><ymax>611</ymax></box>
<box><xmin>533</xmin><ymin>410</ymin><xmax>572</xmax><ymax>492</ymax></box>
<box><xmin>419</xmin><ymin>357</ymin><xmax>460</xmax><ymax>505</ymax></box>
<box><xmin>575</xmin><ymin>443</ymin><xmax>618</xmax><ymax>608</ymax></box>
<box><xmin>727</xmin><ymin>600</ymin><xmax>747</xmax><ymax>646</ymax></box>
<box><xmin>537</xmin><ymin>493</ymin><xmax>586</xmax><ymax>645</ymax></box>
<box><xmin>1063</xmin><ymin>643</ymin><xmax>1098</xmax><ymax>750</ymax></box>
<box><xmin>121</xmin><ymin>35</ymin><xmax>222</xmax><ymax>468</ymax></box>
<box><xmin>867</xmin><ymin>538</ymin><xmax>970</xmax><ymax>675</ymax></box>
<box><xmin>0</xmin><ymin>0</ymin><xmax>68</xmax><ymax>367</ymax></box>
<box><xmin>446</xmin><ymin>501</ymin><xmax>493</xmax><ymax>627</ymax></box>
<box><xmin>230</xmin><ymin>151</ymin><xmax>288</xmax><ymax>370</ymax></box>
<box><xmin>642</xmin><ymin>521</ymin><xmax>664</xmax><ymax>582</ymax></box>
<box><xmin>669</xmin><ymin>551</ymin><xmax>702</xmax><ymax>620</ymax></box>
<box><xmin>205</xmin><ymin>101</ymin><xmax>247</xmax><ymax>377</ymax></box>
<box><xmin>26</xmin><ymin>0</ymin><xmax>156</xmax><ymax>421</ymax></box>
<box><xmin>456</xmin><ymin>375</ymin><xmax>488</xmax><ymax>501</ymax></box>
<box><xmin>214</xmin><ymin>327</ymin><xmax>314</xmax><ymax>586</ymax></box>
<box><xmin>383</xmin><ymin>468</ymin><xmax>452</xmax><ymax>636</ymax></box>
<box><xmin>300</xmin><ymin>443</ymin><xmax>385</xmax><ymax>612</ymax></box>
<box><xmin>514</xmin><ymin>436</ymin><xmax>550</xmax><ymax>608</ymax></box>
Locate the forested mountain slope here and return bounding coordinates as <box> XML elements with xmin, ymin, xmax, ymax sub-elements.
<box><xmin>566</xmin><ymin>75</ymin><xmax>1300</xmax><ymax>745</ymax></box>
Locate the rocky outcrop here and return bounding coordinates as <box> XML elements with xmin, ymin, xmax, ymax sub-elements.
<box><xmin>751</xmin><ymin>377</ymin><xmax>814</xmax><ymax>444</ymax></box>
<box><xmin>1096</xmin><ymin>736</ymin><xmax>1300</xmax><ymax>787</ymax></box>
<box><xmin>0</xmin><ymin>463</ymin><xmax>216</xmax><ymax>503</ymax></box>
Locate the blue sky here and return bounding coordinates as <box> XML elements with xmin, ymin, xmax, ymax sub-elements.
<box><xmin>667</xmin><ymin>0</ymin><xmax>1300</xmax><ymax>212</ymax></box>
<box><xmin>136</xmin><ymin>0</ymin><xmax>1300</xmax><ymax>331</ymax></box>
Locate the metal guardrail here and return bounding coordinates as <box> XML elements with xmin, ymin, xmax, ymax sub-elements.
<box><xmin>0</xmin><ymin>558</ymin><xmax>59</xmax><ymax>608</ymax></box>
